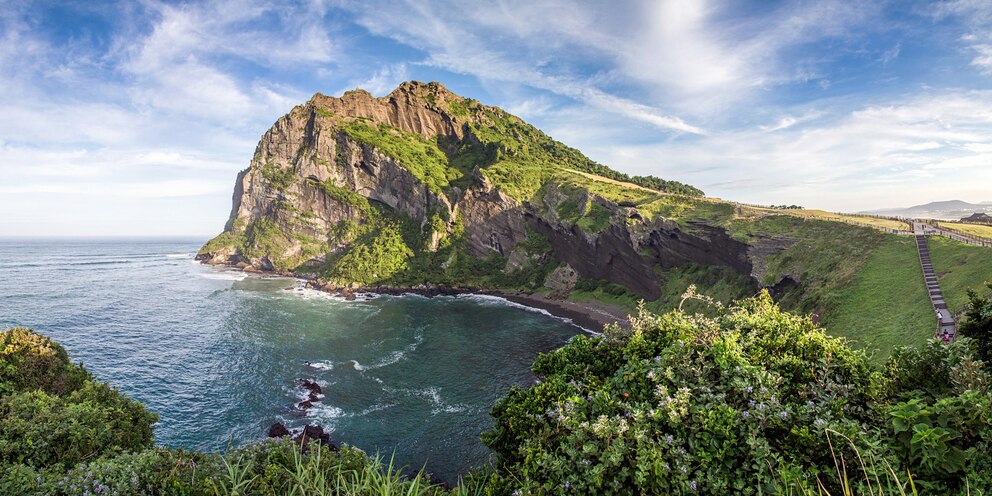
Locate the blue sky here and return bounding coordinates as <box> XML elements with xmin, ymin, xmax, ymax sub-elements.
<box><xmin>2</xmin><ymin>0</ymin><xmax>992</xmax><ymax>236</ymax></box>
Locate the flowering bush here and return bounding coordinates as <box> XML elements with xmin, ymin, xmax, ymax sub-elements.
<box><xmin>484</xmin><ymin>292</ymin><xmax>992</xmax><ymax>494</ymax></box>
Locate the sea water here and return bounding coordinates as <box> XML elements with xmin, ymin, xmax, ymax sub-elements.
<box><xmin>0</xmin><ymin>239</ymin><xmax>582</xmax><ymax>482</ymax></box>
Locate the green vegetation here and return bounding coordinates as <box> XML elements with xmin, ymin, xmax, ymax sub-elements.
<box><xmin>341</xmin><ymin>120</ymin><xmax>472</xmax><ymax>196</ymax></box>
<box><xmin>727</xmin><ymin>215</ymin><xmax>937</xmax><ymax>360</ymax></box>
<box><xmin>930</xmin><ymin>236</ymin><xmax>992</xmax><ymax>315</ymax></box>
<box><xmin>445</xmin><ymin>97</ymin><xmax>473</xmax><ymax>117</ymax></box>
<box><xmin>937</xmin><ymin>221</ymin><xmax>992</xmax><ymax>239</ymax></box>
<box><xmin>820</xmin><ymin>236</ymin><xmax>933</xmax><ymax>360</ymax></box>
<box><xmin>570</xmin><ymin>263</ymin><xmax>756</xmax><ymax>317</ymax></box>
<box><xmin>198</xmin><ymin>231</ymin><xmax>245</xmax><ymax>256</ymax></box>
<box><xmin>575</xmin><ymin>202</ymin><xmax>614</xmax><ymax>234</ymax></box>
<box><xmin>482</xmin><ymin>292</ymin><xmax>992</xmax><ymax>494</ymax></box>
<box><xmin>324</xmin><ymin>220</ymin><xmax>414</xmax><ymax>285</ymax></box>
<box><xmin>960</xmin><ymin>283</ymin><xmax>992</xmax><ymax>367</ymax></box>
<box><xmin>315</xmin><ymin>106</ymin><xmax>334</xmax><ymax>119</ymax></box>
<box><xmin>461</xmin><ymin>106</ymin><xmax>702</xmax><ymax>201</ymax></box>
<box><xmin>1</xmin><ymin>328</ymin><xmax>156</xmax><ymax>473</ymax></box>
<box><xmin>241</xmin><ymin>217</ymin><xmax>289</xmax><ymax>263</ymax></box>
<box><xmin>10</xmin><ymin>289</ymin><xmax>992</xmax><ymax>494</ymax></box>
<box><xmin>206</xmin><ymin>85</ymin><xmax>992</xmax><ymax>367</ymax></box>
<box><xmin>261</xmin><ymin>161</ymin><xmax>296</xmax><ymax>191</ymax></box>
<box><xmin>543</xmin><ymin>170</ymin><xmax>728</xmax><ymax>230</ymax></box>
<box><xmin>313</xmin><ymin>177</ymin><xmax>373</xmax><ymax>215</ymax></box>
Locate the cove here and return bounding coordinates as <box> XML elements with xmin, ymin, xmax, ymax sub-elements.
<box><xmin>0</xmin><ymin>239</ymin><xmax>583</xmax><ymax>483</ymax></box>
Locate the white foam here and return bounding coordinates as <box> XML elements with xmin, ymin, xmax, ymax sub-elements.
<box><xmin>307</xmin><ymin>361</ymin><xmax>334</xmax><ymax>371</ymax></box>
<box><xmin>349</xmin><ymin>331</ymin><xmax>424</xmax><ymax>371</ymax></box>
<box><xmin>166</xmin><ymin>253</ymin><xmax>192</xmax><ymax>259</ymax></box>
<box><xmin>455</xmin><ymin>293</ymin><xmax>556</xmax><ymax>317</ymax></box>
<box><xmin>453</xmin><ymin>293</ymin><xmax>596</xmax><ymax>333</ymax></box>
<box><xmin>353</xmin><ymin>403</ymin><xmax>397</xmax><ymax>416</ymax></box>
<box><xmin>434</xmin><ymin>405</ymin><xmax>467</xmax><ymax>414</ymax></box>
<box><xmin>415</xmin><ymin>387</ymin><xmax>443</xmax><ymax>405</ymax></box>
<box><xmin>289</xmin><ymin>283</ymin><xmax>379</xmax><ymax>303</ymax></box>
<box><xmin>305</xmin><ymin>403</ymin><xmax>344</xmax><ymax>421</ymax></box>
<box><xmin>404</xmin><ymin>387</ymin><xmax>468</xmax><ymax>415</ymax></box>
<box><xmin>198</xmin><ymin>271</ymin><xmax>248</xmax><ymax>281</ymax></box>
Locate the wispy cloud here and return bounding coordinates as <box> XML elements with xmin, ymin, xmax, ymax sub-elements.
<box><xmin>338</xmin><ymin>0</ymin><xmax>706</xmax><ymax>134</ymax></box>
<box><xmin>933</xmin><ymin>0</ymin><xmax>992</xmax><ymax>74</ymax></box>
<box><xmin>597</xmin><ymin>89</ymin><xmax>992</xmax><ymax>210</ymax></box>
<box><xmin>2</xmin><ymin>0</ymin><xmax>991</xmax><ymax>235</ymax></box>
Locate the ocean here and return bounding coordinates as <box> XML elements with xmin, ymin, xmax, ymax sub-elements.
<box><xmin>0</xmin><ymin>239</ymin><xmax>583</xmax><ymax>482</ymax></box>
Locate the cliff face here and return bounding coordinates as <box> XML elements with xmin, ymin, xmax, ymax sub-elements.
<box><xmin>199</xmin><ymin>81</ymin><xmax>780</xmax><ymax>299</ymax></box>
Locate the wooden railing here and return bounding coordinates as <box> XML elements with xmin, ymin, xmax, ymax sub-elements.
<box><xmin>921</xmin><ymin>222</ymin><xmax>992</xmax><ymax>247</ymax></box>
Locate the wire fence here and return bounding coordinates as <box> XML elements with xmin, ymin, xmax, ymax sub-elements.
<box><xmin>729</xmin><ymin>203</ymin><xmax>992</xmax><ymax>247</ymax></box>
<box><xmin>730</xmin><ymin>204</ymin><xmax>914</xmax><ymax>234</ymax></box>
<box><xmin>919</xmin><ymin>222</ymin><xmax>992</xmax><ymax>247</ymax></box>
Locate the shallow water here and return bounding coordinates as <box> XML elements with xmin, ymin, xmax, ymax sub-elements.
<box><xmin>0</xmin><ymin>239</ymin><xmax>582</xmax><ymax>481</ymax></box>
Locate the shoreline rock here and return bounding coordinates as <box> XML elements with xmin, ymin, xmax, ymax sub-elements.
<box><xmin>197</xmin><ymin>255</ymin><xmax>631</xmax><ymax>331</ymax></box>
<box><xmin>267</xmin><ymin>422</ymin><xmax>337</xmax><ymax>450</ymax></box>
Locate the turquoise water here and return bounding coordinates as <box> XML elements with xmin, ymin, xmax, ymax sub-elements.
<box><xmin>0</xmin><ymin>239</ymin><xmax>582</xmax><ymax>481</ymax></box>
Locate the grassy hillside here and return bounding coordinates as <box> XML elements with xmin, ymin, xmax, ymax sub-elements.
<box><xmin>823</xmin><ymin>238</ymin><xmax>933</xmax><ymax>359</ymax></box>
<box><xmin>561</xmin><ymin>209</ymin><xmax>942</xmax><ymax>360</ymax></box>
<box><xmin>930</xmin><ymin>236</ymin><xmax>992</xmax><ymax>315</ymax></box>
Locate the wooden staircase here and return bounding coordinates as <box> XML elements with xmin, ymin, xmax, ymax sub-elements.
<box><xmin>915</xmin><ymin>232</ymin><xmax>956</xmax><ymax>340</ymax></box>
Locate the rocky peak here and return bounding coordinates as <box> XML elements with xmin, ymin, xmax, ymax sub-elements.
<box><xmin>306</xmin><ymin>81</ymin><xmax>468</xmax><ymax>141</ymax></box>
<box><xmin>199</xmin><ymin>82</ymin><xmax>735</xmax><ymax>302</ymax></box>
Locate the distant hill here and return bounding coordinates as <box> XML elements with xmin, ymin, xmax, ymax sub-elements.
<box><xmin>862</xmin><ymin>200</ymin><xmax>992</xmax><ymax>220</ymax></box>
<box><xmin>962</xmin><ymin>212</ymin><xmax>992</xmax><ymax>223</ymax></box>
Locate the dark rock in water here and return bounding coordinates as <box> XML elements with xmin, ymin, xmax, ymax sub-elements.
<box><xmin>294</xmin><ymin>424</ymin><xmax>336</xmax><ymax>450</ymax></box>
<box><xmin>267</xmin><ymin>422</ymin><xmax>290</xmax><ymax>438</ymax></box>
<box><xmin>297</xmin><ymin>379</ymin><xmax>323</xmax><ymax>395</ymax></box>
<box><xmin>294</xmin><ymin>379</ymin><xmax>324</xmax><ymax>410</ymax></box>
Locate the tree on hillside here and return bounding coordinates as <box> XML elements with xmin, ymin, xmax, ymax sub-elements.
<box><xmin>960</xmin><ymin>282</ymin><xmax>992</xmax><ymax>365</ymax></box>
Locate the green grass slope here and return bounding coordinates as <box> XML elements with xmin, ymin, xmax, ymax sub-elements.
<box><xmin>930</xmin><ymin>236</ymin><xmax>992</xmax><ymax>316</ymax></box>
<box><xmin>823</xmin><ymin>237</ymin><xmax>933</xmax><ymax>360</ymax></box>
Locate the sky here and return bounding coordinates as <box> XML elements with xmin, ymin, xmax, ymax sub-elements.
<box><xmin>2</xmin><ymin>0</ymin><xmax>992</xmax><ymax>237</ymax></box>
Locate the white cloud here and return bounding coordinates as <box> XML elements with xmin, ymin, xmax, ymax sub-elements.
<box><xmin>971</xmin><ymin>44</ymin><xmax>992</xmax><ymax>74</ymax></box>
<box><xmin>0</xmin><ymin>0</ymin><xmax>339</xmax><ymax>236</ymax></box>
<box><xmin>760</xmin><ymin>117</ymin><xmax>799</xmax><ymax>132</ymax></box>
<box><xmin>338</xmin><ymin>0</ymin><xmax>705</xmax><ymax>134</ymax></box>
<box><xmin>933</xmin><ymin>0</ymin><xmax>992</xmax><ymax>74</ymax></box>
<box><xmin>594</xmin><ymin>89</ymin><xmax>992</xmax><ymax>211</ymax></box>
<box><xmin>343</xmin><ymin>64</ymin><xmax>410</xmax><ymax>97</ymax></box>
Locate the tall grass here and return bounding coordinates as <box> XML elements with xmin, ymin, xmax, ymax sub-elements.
<box><xmin>776</xmin><ymin>430</ymin><xmax>921</xmax><ymax>496</ymax></box>
<box><xmin>208</xmin><ymin>441</ymin><xmax>493</xmax><ymax>496</ymax></box>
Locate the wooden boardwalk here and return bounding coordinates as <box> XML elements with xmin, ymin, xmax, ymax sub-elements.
<box><xmin>912</xmin><ymin>222</ymin><xmax>956</xmax><ymax>341</ymax></box>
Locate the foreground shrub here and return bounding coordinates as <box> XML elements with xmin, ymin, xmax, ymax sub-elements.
<box><xmin>0</xmin><ymin>328</ymin><xmax>157</xmax><ymax>471</ymax></box>
<box><xmin>0</xmin><ymin>327</ymin><xmax>88</xmax><ymax>396</ymax></box>
<box><xmin>483</xmin><ymin>291</ymin><xmax>992</xmax><ymax>494</ymax></box>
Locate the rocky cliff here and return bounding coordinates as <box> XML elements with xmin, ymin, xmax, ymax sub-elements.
<box><xmin>198</xmin><ymin>81</ymin><xmax>780</xmax><ymax>300</ymax></box>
